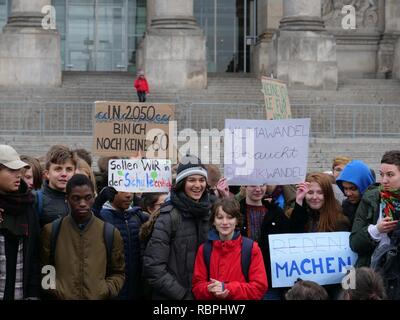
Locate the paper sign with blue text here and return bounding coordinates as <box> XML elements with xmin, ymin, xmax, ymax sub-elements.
<box><xmin>108</xmin><ymin>159</ymin><xmax>172</xmax><ymax>193</ymax></box>
<box><xmin>268</xmin><ymin>232</ymin><xmax>358</xmax><ymax>288</ymax></box>
<box><xmin>224</xmin><ymin>118</ymin><xmax>310</xmax><ymax>185</ymax></box>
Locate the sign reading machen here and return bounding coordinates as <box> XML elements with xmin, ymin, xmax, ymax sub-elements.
<box><xmin>93</xmin><ymin>101</ymin><xmax>175</xmax><ymax>157</ymax></box>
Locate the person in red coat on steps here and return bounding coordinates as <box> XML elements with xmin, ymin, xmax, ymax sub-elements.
<box><xmin>134</xmin><ymin>70</ymin><xmax>149</xmax><ymax>102</ymax></box>
<box><xmin>192</xmin><ymin>198</ymin><xmax>268</xmax><ymax>300</ymax></box>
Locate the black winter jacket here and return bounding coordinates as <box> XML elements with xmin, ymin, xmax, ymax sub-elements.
<box><xmin>143</xmin><ymin>191</ymin><xmax>211</xmax><ymax>300</ymax></box>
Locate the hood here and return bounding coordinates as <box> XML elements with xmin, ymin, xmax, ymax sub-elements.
<box><xmin>102</xmin><ymin>201</ymin><xmax>133</xmax><ymax>212</ymax></box>
<box><xmin>336</xmin><ymin>160</ymin><xmax>375</xmax><ymax>195</ymax></box>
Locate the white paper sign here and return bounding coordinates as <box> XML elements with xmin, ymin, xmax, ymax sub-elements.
<box><xmin>268</xmin><ymin>232</ymin><xmax>358</xmax><ymax>288</ymax></box>
<box><xmin>224</xmin><ymin>118</ymin><xmax>310</xmax><ymax>185</ymax></box>
<box><xmin>108</xmin><ymin>159</ymin><xmax>172</xmax><ymax>193</ymax></box>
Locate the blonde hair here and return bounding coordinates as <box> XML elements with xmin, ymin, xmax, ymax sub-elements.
<box><xmin>332</xmin><ymin>156</ymin><xmax>351</xmax><ymax>170</ymax></box>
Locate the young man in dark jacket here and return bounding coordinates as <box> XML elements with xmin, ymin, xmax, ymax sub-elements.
<box><xmin>98</xmin><ymin>190</ymin><xmax>148</xmax><ymax>299</ymax></box>
<box><xmin>0</xmin><ymin>145</ymin><xmax>40</xmax><ymax>300</ymax></box>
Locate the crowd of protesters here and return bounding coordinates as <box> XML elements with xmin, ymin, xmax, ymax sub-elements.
<box><xmin>0</xmin><ymin>142</ymin><xmax>398</xmax><ymax>300</ymax></box>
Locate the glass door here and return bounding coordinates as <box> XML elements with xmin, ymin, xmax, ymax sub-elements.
<box><xmin>66</xmin><ymin>0</ymin><xmax>127</xmax><ymax>71</ymax></box>
<box><xmin>194</xmin><ymin>0</ymin><xmax>256</xmax><ymax>73</ymax></box>
<box><xmin>96</xmin><ymin>0</ymin><xmax>127</xmax><ymax>71</ymax></box>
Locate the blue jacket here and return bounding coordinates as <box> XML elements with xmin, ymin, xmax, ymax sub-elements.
<box><xmin>99</xmin><ymin>203</ymin><xmax>148</xmax><ymax>299</ymax></box>
<box><xmin>336</xmin><ymin>160</ymin><xmax>375</xmax><ymax>195</ymax></box>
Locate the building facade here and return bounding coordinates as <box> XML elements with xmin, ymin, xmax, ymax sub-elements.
<box><xmin>0</xmin><ymin>0</ymin><xmax>399</xmax><ymax>88</ymax></box>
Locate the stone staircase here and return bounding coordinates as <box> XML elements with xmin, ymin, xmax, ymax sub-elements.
<box><xmin>0</xmin><ymin>72</ymin><xmax>400</xmax><ymax>172</ymax></box>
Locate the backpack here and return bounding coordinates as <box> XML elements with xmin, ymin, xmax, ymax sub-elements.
<box><xmin>35</xmin><ymin>189</ymin><xmax>44</xmax><ymax>217</ymax></box>
<box><xmin>140</xmin><ymin>203</ymin><xmax>181</xmax><ymax>247</ymax></box>
<box><xmin>370</xmin><ymin>228</ymin><xmax>400</xmax><ymax>300</ymax></box>
<box><xmin>203</xmin><ymin>236</ymin><xmax>254</xmax><ymax>282</ymax></box>
<box><xmin>49</xmin><ymin>217</ymin><xmax>115</xmax><ymax>276</ymax></box>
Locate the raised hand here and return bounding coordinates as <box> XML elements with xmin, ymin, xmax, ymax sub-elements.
<box><xmin>295</xmin><ymin>182</ymin><xmax>310</xmax><ymax>206</ymax></box>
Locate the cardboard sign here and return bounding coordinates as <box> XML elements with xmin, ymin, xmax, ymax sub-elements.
<box><xmin>268</xmin><ymin>232</ymin><xmax>358</xmax><ymax>288</ymax></box>
<box><xmin>108</xmin><ymin>159</ymin><xmax>172</xmax><ymax>193</ymax></box>
<box><xmin>93</xmin><ymin>102</ymin><xmax>175</xmax><ymax>158</ymax></box>
<box><xmin>224</xmin><ymin>118</ymin><xmax>310</xmax><ymax>185</ymax></box>
<box><xmin>261</xmin><ymin>77</ymin><xmax>292</xmax><ymax>120</ymax></box>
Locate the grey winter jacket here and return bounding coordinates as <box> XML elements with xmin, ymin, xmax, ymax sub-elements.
<box><xmin>143</xmin><ymin>191</ymin><xmax>211</xmax><ymax>300</ymax></box>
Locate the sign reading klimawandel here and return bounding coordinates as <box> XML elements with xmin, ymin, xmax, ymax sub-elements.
<box><xmin>268</xmin><ymin>232</ymin><xmax>358</xmax><ymax>288</ymax></box>
<box><xmin>93</xmin><ymin>101</ymin><xmax>175</xmax><ymax>158</ymax></box>
<box><xmin>224</xmin><ymin>118</ymin><xmax>310</xmax><ymax>185</ymax></box>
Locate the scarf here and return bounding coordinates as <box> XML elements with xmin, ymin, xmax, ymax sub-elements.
<box><xmin>171</xmin><ymin>190</ymin><xmax>211</xmax><ymax>220</ymax></box>
<box><xmin>380</xmin><ymin>187</ymin><xmax>400</xmax><ymax>221</ymax></box>
<box><xmin>0</xmin><ymin>184</ymin><xmax>33</xmax><ymax>237</ymax></box>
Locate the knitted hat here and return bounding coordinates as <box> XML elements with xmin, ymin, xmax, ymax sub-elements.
<box><xmin>175</xmin><ymin>155</ymin><xmax>208</xmax><ymax>184</ymax></box>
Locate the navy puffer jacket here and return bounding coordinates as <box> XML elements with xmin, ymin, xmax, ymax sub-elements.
<box><xmin>99</xmin><ymin>203</ymin><xmax>148</xmax><ymax>299</ymax></box>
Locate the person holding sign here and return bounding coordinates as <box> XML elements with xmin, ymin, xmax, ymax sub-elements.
<box><xmin>350</xmin><ymin>150</ymin><xmax>400</xmax><ymax>268</ymax></box>
<box><xmin>142</xmin><ymin>155</ymin><xmax>211</xmax><ymax>299</ymax></box>
<box><xmin>192</xmin><ymin>198</ymin><xmax>268</xmax><ymax>300</ymax></box>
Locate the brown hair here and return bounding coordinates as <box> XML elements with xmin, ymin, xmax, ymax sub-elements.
<box><xmin>211</xmin><ymin>198</ymin><xmax>242</xmax><ymax>229</ymax></box>
<box><xmin>45</xmin><ymin>145</ymin><xmax>77</xmax><ymax>170</ymax></box>
<box><xmin>306</xmin><ymin>172</ymin><xmax>346</xmax><ymax>232</ymax></box>
<box><xmin>204</xmin><ymin>164</ymin><xmax>221</xmax><ymax>189</ymax></box>
<box><xmin>344</xmin><ymin>267</ymin><xmax>386</xmax><ymax>300</ymax></box>
<box><xmin>332</xmin><ymin>156</ymin><xmax>351</xmax><ymax>171</ymax></box>
<box><xmin>285</xmin><ymin>279</ymin><xmax>329</xmax><ymax>300</ymax></box>
<box><xmin>20</xmin><ymin>155</ymin><xmax>43</xmax><ymax>190</ymax></box>
<box><xmin>75</xmin><ymin>158</ymin><xmax>97</xmax><ymax>193</ymax></box>
<box><xmin>381</xmin><ymin>150</ymin><xmax>400</xmax><ymax>170</ymax></box>
<box><xmin>73</xmin><ymin>148</ymin><xmax>92</xmax><ymax>167</ymax></box>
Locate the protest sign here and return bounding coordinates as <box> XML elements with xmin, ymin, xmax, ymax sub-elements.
<box><xmin>108</xmin><ymin>158</ymin><xmax>172</xmax><ymax>193</ymax></box>
<box><xmin>268</xmin><ymin>232</ymin><xmax>358</xmax><ymax>288</ymax></box>
<box><xmin>224</xmin><ymin>118</ymin><xmax>310</xmax><ymax>185</ymax></box>
<box><xmin>93</xmin><ymin>101</ymin><xmax>175</xmax><ymax>158</ymax></box>
<box><xmin>261</xmin><ymin>77</ymin><xmax>291</xmax><ymax>120</ymax></box>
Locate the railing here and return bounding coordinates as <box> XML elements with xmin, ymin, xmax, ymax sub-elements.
<box><xmin>0</xmin><ymin>101</ymin><xmax>399</xmax><ymax>138</ymax></box>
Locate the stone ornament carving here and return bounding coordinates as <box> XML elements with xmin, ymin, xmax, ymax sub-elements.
<box><xmin>322</xmin><ymin>0</ymin><xmax>378</xmax><ymax>29</ymax></box>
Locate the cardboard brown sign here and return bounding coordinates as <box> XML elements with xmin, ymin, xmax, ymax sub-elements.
<box><xmin>93</xmin><ymin>101</ymin><xmax>175</xmax><ymax>158</ymax></box>
<box><xmin>261</xmin><ymin>77</ymin><xmax>292</xmax><ymax>120</ymax></box>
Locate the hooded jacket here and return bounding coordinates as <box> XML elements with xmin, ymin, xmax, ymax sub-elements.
<box><xmin>192</xmin><ymin>229</ymin><xmax>267</xmax><ymax>300</ymax></box>
<box><xmin>99</xmin><ymin>203</ymin><xmax>148</xmax><ymax>299</ymax></box>
<box><xmin>336</xmin><ymin>160</ymin><xmax>375</xmax><ymax>225</ymax></box>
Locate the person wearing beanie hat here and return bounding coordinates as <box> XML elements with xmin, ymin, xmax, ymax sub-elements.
<box><xmin>143</xmin><ymin>154</ymin><xmax>212</xmax><ymax>299</ymax></box>
<box><xmin>0</xmin><ymin>145</ymin><xmax>40</xmax><ymax>300</ymax></box>
<box><xmin>336</xmin><ymin>160</ymin><xmax>375</xmax><ymax>226</ymax></box>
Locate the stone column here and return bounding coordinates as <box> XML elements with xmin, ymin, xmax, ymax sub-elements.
<box><xmin>0</xmin><ymin>0</ymin><xmax>61</xmax><ymax>86</ymax></box>
<box><xmin>378</xmin><ymin>0</ymin><xmax>400</xmax><ymax>78</ymax></box>
<box><xmin>271</xmin><ymin>0</ymin><xmax>338</xmax><ymax>89</ymax></box>
<box><xmin>253</xmin><ymin>0</ymin><xmax>283</xmax><ymax>77</ymax></box>
<box><xmin>137</xmin><ymin>0</ymin><xmax>207</xmax><ymax>89</ymax></box>
<box><xmin>394</xmin><ymin>37</ymin><xmax>400</xmax><ymax>80</ymax></box>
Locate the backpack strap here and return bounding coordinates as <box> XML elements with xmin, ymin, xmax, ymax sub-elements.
<box><xmin>169</xmin><ymin>208</ymin><xmax>181</xmax><ymax>239</ymax></box>
<box><xmin>203</xmin><ymin>240</ymin><xmax>213</xmax><ymax>281</ymax></box>
<box><xmin>103</xmin><ymin>222</ymin><xmax>115</xmax><ymax>276</ymax></box>
<box><xmin>241</xmin><ymin>237</ymin><xmax>254</xmax><ymax>282</ymax></box>
<box><xmin>35</xmin><ymin>190</ymin><xmax>44</xmax><ymax>218</ymax></box>
<box><xmin>49</xmin><ymin>217</ymin><xmax>64</xmax><ymax>267</ymax></box>
<box><xmin>202</xmin><ymin>237</ymin><xmax>254</xmax><ymax>282</ymax></box>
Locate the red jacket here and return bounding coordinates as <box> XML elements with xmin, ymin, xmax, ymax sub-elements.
<box><xmin>134</xmin><ymin>77</ymin><xmax>149</xmax><ymax>93</ymax></box>
<box><xmin>192</xmin><ymin>234</ymin><xmax>268</xmax><ymax>300</ymax></box>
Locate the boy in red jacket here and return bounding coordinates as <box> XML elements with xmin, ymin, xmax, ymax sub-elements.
<box><xmin>134</xmin><ymin>70</ymin><xmax>149</xmax><ymax>102</ymax></box>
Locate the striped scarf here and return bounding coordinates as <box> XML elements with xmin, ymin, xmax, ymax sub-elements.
<box><xmin>380</xmin><ymin>187</ymin><xmax>400</xmax><ymax>220</ymax></box>
<box><xmin>0</xmin><ymin>235</ymin><xmax>24</xmax><ymax>300</ymax></box>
